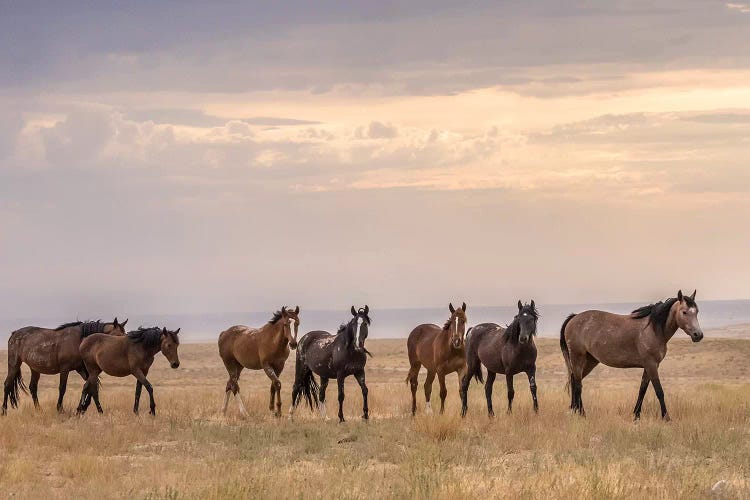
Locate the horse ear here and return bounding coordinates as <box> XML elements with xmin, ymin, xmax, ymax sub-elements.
<box><xmin>351</xmin><ymin>305</ymin><xmax>357</xmax><ymax>316</ymax></box>
<box><xmin>175</xmin><ymin>328</ymin><xmax>180</xmax><ymax>334</ymax></box>
<box><xmin>690</xmin><ymin>290</ymin><xmax>696</xmax><ymax>301</ymax></box>
<box><xmin>113</xmin><ymin>317</ymin><xmax>119</xmax><ymax>326</ymax></box>
<box><xmin>162</xmin><ymin>327</ymin><xmax>168</xmax><ymax>335</ymax></box>
<box><xmin>518</xmin><ymin>300</ymin><xmax>523</xmax><ymax>311</ymax></box>
<box><xmin>449</xmin><ymin>303</ymin><xmax>455</xmax><ymax>313</ymax></box>
<box><xmin>295</xmin><ymin>305</ymin><xmax>299</xmax><ymax>314</ymax></box>
<box><xmin>364</xmin><ymin>304</ymin><xmax>369</xmax><ymax>315</ymax></box>
<box><xmin>461</xmin><ymin>302</ymin><xmax>466</xmax><ymax>312</ymax></box>
<box><xmin>530</xmin><ymin>300</ymin><xmax>535</xmax><ymax>309</ymax></box>
<box><xmin>677</xmin><ymin>290</ymin><xmax>684</xmax><ymax>302</ymax></box>
<box><xmin>121</xmin><ymin>318</ymin><xmax>128</xmax><ymax>328</ymax></box>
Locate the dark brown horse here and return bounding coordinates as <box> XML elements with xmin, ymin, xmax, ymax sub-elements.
<box><xmin>3</xmin><ymin>318</ymin><xmax>127</xmax><ymax>415</ymax></box>
<box><xmin>290</xmin><ymin>306</ymin><xmax>371</xmax><ymax>422</ymax></box>
<box><xmin>218</xmin><ymin>306</ymin><xmax>300</xmax><ymax>417</ymax></box>
<box><xmin>461</xmin><ymin>301</ymin><xmax>539</xmax><ymax>417</ymax></box>
<box><xmin>406</xmin><ymin>302</ymin><xmax>467</xmax><ymax>415</ymax></box>
<box><xmin>561</xmin><ymin>290</ymin><xmax>704</xmax><ymax>420</ymax></box>
<box><xmin>76</xmin><ymin>327</ymin><xmax>181</xmax><ymax>415</ymax></box>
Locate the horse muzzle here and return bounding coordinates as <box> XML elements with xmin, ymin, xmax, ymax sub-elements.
<box><xmin>690</xmin><ymin>331</ymin><xmax>704</xmax><ymax>343</ymax></box>
<box><xmin>171</xmin><ymin>362</ymin><xmax>180</xmax><ymax>369</ymax></box>
<box><xmin>289</xmin><ymin>340</ymin><xmax>298</xmax><ymax>350</ymax></box>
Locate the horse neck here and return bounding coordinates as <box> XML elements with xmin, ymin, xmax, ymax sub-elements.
<box><xmin>661</xmin><ymin>302</ymin><xmax>681</xmax><ymax>342</ymax></box>
<box><xmin>260</xmin><ymin>321</ymin><xmax>287</xmax><ymax>347</ymax></box>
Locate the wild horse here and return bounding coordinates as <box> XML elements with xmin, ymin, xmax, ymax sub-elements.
<box><xmin>76</xmin><ymin>327</ymin><xmax>181</xmax><ymax>415</ymax></box>
<box><xmin>290</xmin><ymin>306</ymin><xmax>371</xmax><ymax>422</ymax></box>
<box><xmin>3</xmin><ymin>318</ymin><xmax>127</xmax><ymax>414</ymax></box>
<box><xmin>461</xmin><ymin>300</ymin><xmax>539</xmax><ymax>417</ymax></box>
<box><xmin>406</xmin><ymin>302</ymin><xmax>467</xmax><ymax>415</ymax></box>
<box><xmin>218</xmin><ymin>306</ymin><xmax>300</xmax><ymax>417</ymax></box>
<box><xmin>561</xmin><ymin>290</ymin><xmax>704</xmax><ymax>420</ymax></box>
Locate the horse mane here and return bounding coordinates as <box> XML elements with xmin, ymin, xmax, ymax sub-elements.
<box><xmin>504</xmin><ymin>304</ymin><xmax>539</xmax><ymax>342</ymax></box>
<box><xmin>127</xmin><ymin>327</ymin><xmax>163</xmax><ymax>349</ymax></box>
<box><xmin>268</xmin><ymin>309</ymin><xmax>284</xmax><ymax>324</ymax></box>
<box><xmin>55</xmin><ymin>320</ymin><xmax>103</xmax><ymax>332</ymax></box>
<box><xmin>55</xmin><ymin>321</ymin><xmax>83</xmax><ymax>330</ymax></box>
<box><xmin>631</xmin><ymin>296</ymin><xmax>695</xmax><ymax>333</ymax></box>
<box><xmin>337</xmin><ymin>311</ymin><xmax>372</xmax><ymax>335</ymax></box>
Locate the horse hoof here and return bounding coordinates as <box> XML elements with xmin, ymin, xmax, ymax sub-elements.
<box><xmin>663</xmin><ymin>414</ymin><xmax>671</xmax><ymax>422</ymax></box>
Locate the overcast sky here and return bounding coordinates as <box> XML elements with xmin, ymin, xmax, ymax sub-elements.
<box><xmin>1</xmin><ymin>1</ymin><xmax>749</xmax><ymax>319</ymax></box>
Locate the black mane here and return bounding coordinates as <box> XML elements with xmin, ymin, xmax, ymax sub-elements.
<box><xmin>55</xmin><ymin>321</ymin><xmax>85</xmax><ymax>330</ymax></box>
<box><xmin>337</xmin><ymin>311</ymin><xmax>371</xmax><ymax>336</ymax></box>
<box><xmin>631</xmin><ymin>296</ymin><xmax>695</xmax><ymax>333</ymax></box>
<box><xmin>55</xmin><ymin>320</ymin><xmax>105</xmax><ymax>338</ymax></box>
<box><xmin>268</xmin><ymin>309</ymin><xmax>285</xmax><ymax>324</ymax></box>
<box><xmin>127</xmin><ymin>327</ymin><xmax>163</xmax><ymax>349</ymax></box>
<box><xmin>504</xmin><ymin>304</ymin><xmax>539</xmax><ymax>342</ymax></box>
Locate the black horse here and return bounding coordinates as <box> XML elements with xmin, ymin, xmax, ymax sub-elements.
<box><xmin>460</xmin><ymin>300</ymin><xmax>539</xmax><ymax>417</ymax></box>
<box><xmin>290</xmin><ymin>306</ymin><xmax>372</xmax><ymax>422</ymax></box>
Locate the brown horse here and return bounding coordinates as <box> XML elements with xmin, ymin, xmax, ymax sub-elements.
<box><xmin>406</xmin><ymin>302</ymin><xmax>467</xmax><ymax>415</ymax></box>
<box><xmin>461</xmin><ymin>300</ymin><xmax>539</xmax><ymax>417</ymax></box>
<box><xmin>218</xmin><ymin>306</ymin><xmax>300</xmax><ymax>417</ymax></box>
<box><xmin>561</xmin><ymin>290</ymin><xmax>704</xmax><ymax>420</ymax></box>
<box><xmin>3</xmin><ymin>318</ymin><xmax>127</xmax><ymax>415</ymax></box>
<box><xmin>76</xmin><ymin>327</ymin><xmax>181</xmax><ymax>415</ymax></box>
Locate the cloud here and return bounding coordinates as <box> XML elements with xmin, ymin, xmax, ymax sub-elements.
<box><xmin>727</xmin><ymin>3</ymin><xmax>750</xmax><ymax>13</ymax></box>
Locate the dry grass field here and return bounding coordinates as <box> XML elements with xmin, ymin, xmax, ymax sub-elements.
<box><xmin>1</xmin><ymin>335</ymin><xmax>749</xmax><ymax>499</ymax></box>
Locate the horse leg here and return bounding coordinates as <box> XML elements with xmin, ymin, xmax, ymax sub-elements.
<box><xmin>457</xmin><ymin>365</ymin><xmax>468</xmax><ymax>417</ymax></box>
<box><xmin>645</xmin><ymin>362</ymin><xmax>670</xmax><ymax>421</ymax></box>
<box><xmin>133</xmin><ymin>369</ymin><xmax>155</xmax><ymax>416</ymax></box>
<box><xmin>222</xmin><ymin>358</ymin><xmax>244</xmax><ymax>416</ymax></box>
<box><xmin>75</xmin><ymin>368</ymin><xmax>91</xmax><ymax>410</ymax></box>
<box><xmin>57</xmin><ymin>371</ymin><xmax>70</xmax><ymax>413</ymax></box>
<box><xmin>319</xmin><ymin>377</ymin><xmax>329</xmax><ymax>419</ymax></box>
<box><xmin>355</xmin><ymin>370</ymin><xmax>369</xmax><ymax>420</ymax></box>
<box><xmin>407</xmin><ymin>361</ymin><xmax>421</xmax><ymax>417</ymax></box>
<box><xmin>485</xmin><ymin>371</ymin><xmax>496</xmax><ymax>417</ymax></box>
<box><xmin>460</xmin><ymin>369</ymin><xmax>472</xmax><ymax>418</ymax></box>
<box><xmin>29</xmin><ymin>370</ymin><xmax>41</xmax><ymax>409</ymax></box>
<box><xmin>263</xmin><ymin>365</ymin><xmax>282</xmax><ymax>417</ymax></box>
<box><xmin>133</xmin><ymin>381</ymin><xmax>143</xmax><ymax>414</ymax></box>
<box><xmin>633</xmin><ymin>369</ymin><xmax>650</xmax><ymax>420</ymax></box>
<box><xmin>437</xmin><ymin>372</ymin><xmax>447</xmax><ymax>414</ymax></box>
<box><xmin>336</xmin><ymin>374</ymin><xmax>346</xmax><ymax>423</ymax></box>
<box><xmin>505</xmin><ymin>373</ymin><xmax>515</xmax><ymax>413</ymax></box>
<box><xmin>526</xmin><ymin>368</ymin><xmax>539</xmax><ymax>413</ymax></box>
<box><xmin>423</xmin><ymin>370</ymin><xmax>436</xmax><ymax>415</ymax></box>
<box><xmin>89</xmin><ymin>374</ymin><xmax>104</xmax><ymax>414</ymax></box>
<box><xmin>77</xmin><ymin>368</ymin><xmax>100</xmax><ymax>415</ymax></box>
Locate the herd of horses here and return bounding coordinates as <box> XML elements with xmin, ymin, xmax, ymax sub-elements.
<box><xmin>2</xmin><ymin>290</ymin><xmax>704</xmax><ymax>422</ymax></box>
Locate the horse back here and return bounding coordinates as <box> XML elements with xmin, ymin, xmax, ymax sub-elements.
<box><xmin>564</xmin><ymin>310</ymin><xmax>645</xmax><ymax>368</ymax></box>
<box><xmin>8</xmin><ymin>326</ymin><xmax>80</xmax><ymax>374</ymax></box>
<box><xmin>218</xmin><ymin>325</ymin><xmax>265</xmax><ymax>369</ymax></box>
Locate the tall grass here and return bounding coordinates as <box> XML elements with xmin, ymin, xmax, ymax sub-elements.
<box><xmin>0</xmin><ymin>339</ymin><xmax>748</xmax><ymax>499</ymax></box>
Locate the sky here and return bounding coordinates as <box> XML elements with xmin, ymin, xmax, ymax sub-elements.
<box><xmin>1</xmin><ymin>1</ymin><xmax>749</xmax><ymax>320</ymax></box>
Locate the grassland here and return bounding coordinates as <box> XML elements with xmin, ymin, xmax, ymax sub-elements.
<box><xmin>1</xmin><ymin>336</ymin><xmax>749</xmax><ymax>499</ymax></box>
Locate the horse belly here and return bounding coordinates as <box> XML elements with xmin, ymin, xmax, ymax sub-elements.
<box><xmin>21</xmin><ymin>338</ymin><xmax>61</xmax><ymax>374</ymax></box>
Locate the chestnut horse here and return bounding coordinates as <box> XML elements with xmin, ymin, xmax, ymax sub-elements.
<box><xmin>461</xmin><ymin>301</ymin><xmax>539</xmax><ymax>417</ymax></box>
<box><xmin>77</xmin><ymin>327</ymin><xmax>181</xmax><ymax>415</ymax></box>
<box><xmin>561</xmin><ymin>290</ymin><xmax>703</xmax><ymax>420</ymax></box>
<box><xmin>218</xmin><ymin>306</ymin><xmax>300</xmax><ymax>417</ymax></box>
<box><xmin>3</xmin><ymin>318</ymin><xmax>127</xmax><ymax>415</ymax></box>
<box><xmin>406</xmin><ymin>302</ymin><xmax>467</xmax><ymax>415</ymax></box>
<box><xmin>290</xmin><ymin>306</ymin><xmax>371</xmax><ymax>422</ymax></box>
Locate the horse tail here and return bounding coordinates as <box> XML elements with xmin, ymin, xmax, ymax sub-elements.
<box><xmin>6</xmin><ymin>370</ymin><xmax>28</xmax><ymax>409</ymax></box>
<box><xmin>560</xmin><ymin>313</ymin><xmax>576</xmax><ymax>395</ymax></box>
<box><xmin>292</xmin><ymin>354</ymin><xmax>319</xmax><ymax>410</ymax></box>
